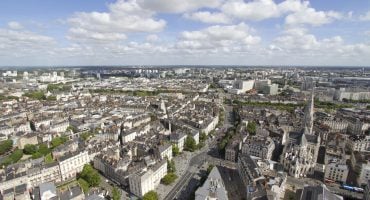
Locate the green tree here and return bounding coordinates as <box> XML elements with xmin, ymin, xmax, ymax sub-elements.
<box><xmin>143</xmin><ymin>191</ymin><xmax>158</xmax><ymax>200</ymax></box>
<box><xmin>172</xmin><ymin>145</ymin><xmax>180</xmax><ymax>157</ymax></box>
<box><xmin>38</xmin><ymin>144</ymin><xmax>51</xmax><ymax>155</ymax></box>
<box><xmin>23</xmin><ymin>144</ymin><xmax>37</xmax><ymax>155</ymax></box>
<box><xmin>51</xmin><ymin>136</ymin><xmax>68</xmax><ymax>148</ymax></box>
<box><xmin>1</xmin><ymin>149</ymin><xmax>23</xmax><ymax>167</ymax></box>
<box><xmin>161</xmin><ymin>173</ymin><xmax>178</xmax><ymax>185</ymax></box>
<box><xmin>79</xmin><ymin>164</ymin><xmax>101</xmax><ymax>187</ymax></box>
<box><xmin>167</xmin><ymin>159</ymin><xmax>176</xmax><ymax>173</ymax></box>
<box><xmin>0</xmin><ymin>140</ymin><xmax>13</xmax><ymax>155</ymax></box>
<box><xmin>184</xmin><ymin>135</ymin><xmax>197</xmax><ymax>152</ymax></box>
<box><xmin>78</xmin><ymin>178</ymin><xmax>90</xmax><ymax>193</ymax></box>
<box><xmin>247</xmin><ymin>121</ymin><xmax>257</xmax><ymax>135</ymax></box>
<box><xmin>112</xmin><ymin>187</ymin><xmax>121</xmax><ymax>200</ymax></box>
<box><xmin>199</xmin><ymin>132</ymin><xmax>207</xmax><ymax>142</ymax></box>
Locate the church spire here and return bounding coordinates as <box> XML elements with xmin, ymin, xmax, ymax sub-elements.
<box><xmin>302</xmin><ymin>89</ymin><xmax>314</xmax><ymax>134</ymax></box>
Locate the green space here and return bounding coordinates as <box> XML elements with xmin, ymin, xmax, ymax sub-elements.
<box><xmin>172</xmin><ymin>145</ymin><xmax>180</xmax><ymax>157</ymax></box>
<box><xmin>90</xmin><ymin>89</ymin><xmax>192</xmax><ymax>96</ymax></box>
<box><xmin>143</xmin><ymin>191</ymin><xmax>158</xmax><ymax>200</ymax></box>
<box><xmin>0</xmin><ymin>95</ymin><xmax>19</xmax><ymax>101</ymax></box>
<box><xmin>314</xmin><ymin>99</ymin><xmax>353</xmax><ymax>110</ymax></box>
<box><xmin>167</xmin><ymin>159</ymin><xmax>176</xmax><ymax>173</ymax></box>
<box><xmin>77</xmin><ymin>164</ymin><xmax>101</xmax><ymax>192</ymax></box>
<box><xmin>47</xmin><ymin>83</ymin><xmax>71</xmax><ymax>92</ymax></box>
<box><xmin>184</xmin><ymin>135</ymin><xmax>197</xmax><ymax>152</ymax></box>
<box><xmin>23</xmin><ymin>91</ymin><xmax>47</xmax><ymax>100</ymax></box>
<box><xmin>45</xmin><ymin>153</ymin><xmax>54</xmax><ymax>163</ymax></box>
<box><xmin>0</xmin><ymin>140</ymin><xmax>13</xmax><ymax>155</ymax></box>
<box><xmin>80</xmin><ymin>131</ymin><xmax>95</xmax><ymax>141</ymax></box>
<box><xmin>1</xmin><ymin>149</ymin><xmax>23</xmax><ymax>167</ymax></box>
<box><xmin>112</xmin><ymin>187</ymin><xmax>121</xmax><ymax>200</ymax></box>
<box><xmin>247</xmin><ymin>121</ymin><xmax>257</xmax><ymax>136</ymax></box>
<box><xmin>232</xmin><ymin>99</ymin><xmax>302</xmax><ymax>112</ymax></box>
<box><xmin>161</xmin><ymin>173</ymin><xmax>178</xmax><ymax>185</ymax></box>
<box><xmin>51</xmin><ymin>136</ymin><xmax>68</xmax><ymax>148</ymax></box>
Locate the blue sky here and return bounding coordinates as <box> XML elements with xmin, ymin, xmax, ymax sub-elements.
<box><xmin>0</xmin><ymin>0</ymin><xmax>369</xmax><ymax>66</ymax></box>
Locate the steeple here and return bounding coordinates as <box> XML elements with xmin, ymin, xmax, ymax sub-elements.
<box><xmin>302</xmin><ymin>89</ymin><xmax>314</xmax><ymax>135</ymax></box>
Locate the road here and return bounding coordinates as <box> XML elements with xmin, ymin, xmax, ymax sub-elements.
<box><xmin>163</xmin><ymin>151</ymin><xmax>207</xmax><ymax>200</ymax></box>
<box><xmin>164</xmin><ymin>93</ymin><xmax>235</xmax><ymax>200</ymax></box>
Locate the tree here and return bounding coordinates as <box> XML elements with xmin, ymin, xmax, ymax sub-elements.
<box><xmin>112</xmin><ymin>187</ymin><xmax>121</xmax><ymax>200</ymax></box>
<box><xmin>23</xmin><ymin>144</ymin><xmax>37</xmax><ymax>155</ymax></box>
<box><xmin>167</xmin><ymin>159</ymin><xmax>176</xmax><ymax>173</ymax></box>
<box><xmin>78</xmin><ymin>178</ymin><xmax>90</xmax><ymax>193</ymax></box>
<box><xmin>184</xmin><ymin>135</ymin><xmax>197</xmax><ymax>152</ymax></box>
<box><xmin>161</xmin><ymin>173</ymin><xmax>178</xmax><ymax>185</ymax></box>
<box><xmin>172</xmin><ymin>145</ymin><xmax>180</xmax><ymax>157</ymax></box>
<box><xmin>51</xmin><ymin>136</ymin><xmax>68</xmax><ymax>148</ymax></box>
<box><xmin>247</xmin><ymin>121</ymin><xmax>257</xmax><ymax>135</ymax></box>
<box><xmin>38</xmin><ymin>144</ymin><xmax>51</xmax><ymax>155</ymax></box>
<box><xmin>79</xmin><ymin>164</ymin><xmax>101</xmax><ymax>187</ymax></box>
<box><xmin>199</xmin><ymin>132</ymin><xmax>207</xmax><ymax>142</ymax></box>
<box><xmin>207</xmin><ymin>165</ymin><xmax>214</xmax><ymax>174</ymax></box>
<box><xmin>0</xmin><ymin>140</ymin><xmax>13</xmax><ymax>155</ymax></box>
<box><xmin>143</xmin><ymin>191</ymin><xmax>158</xmax><ymax>200</ymax></box>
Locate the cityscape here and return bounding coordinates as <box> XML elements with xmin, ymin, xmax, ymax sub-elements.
<box><xmin>1</xmin><ymin>1</ymin><xmax>370</xmax><ymax>200</ymax></box>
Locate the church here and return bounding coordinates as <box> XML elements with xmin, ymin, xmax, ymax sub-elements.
<box><xmin>280</xmin><ymin>91</ymin><xmax>321</xmax><ymax>178</ymax></box>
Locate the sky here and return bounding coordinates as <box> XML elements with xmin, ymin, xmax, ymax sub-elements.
<box><xmin>0</xmin><ymin>0</ymin><xmax>369</xmax><ymax>66</ymax></box>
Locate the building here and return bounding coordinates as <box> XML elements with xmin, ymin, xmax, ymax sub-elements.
<box><xmin>58</xmin><ymin>151</ymin><xmax>90</xmax><ymax>181</ymax></box>
<box><xmin>129</xmin><ymin>160</ymin><xmax>167</xmax><ymax>197</ymax></box>
<box><xmin>28</xmin><ymin>162</ymin><xmax>62</xmax><ymax>187</ymax></box>
<box><xmin>324</xmin><ymin>161</ymin><xmax>349</xmax><ymax>183</ymax></box>
<box><xmin>228</xmin><ymin>80</ymin><xmax>255</xmax><ymax>94</ymax></box>
<box><xmin>334</xmin><ymin>88</ymin><xmax>370</xmax><ymax>101</ymax></box>
<box><xmin>195</xmin><ymin>167</ymin><xmax>228</xmax><ymax>200</ymax></box>
<box><xmin>156</xmin><ymin>143</ymin><xmax>172</xmax><ymax>161</ymax></box>
<box><xmin>18</xmin><ymin>133</ymin><xmax>38</xmax><ymax>149</ymax></box>
<box><xmin>298</xmin><ymin>184</ymin><xmax>343</xmax><ymax>200</ymax></box>
<box><xmin>242</xmin><ymin>136</ymin><xmax>275</xmax><ymax>160</ymax></box>
<box><xmin>170</xmin><ymin>131</ymin><xmax>187</xmax><ymax>152</ymax></box>
<box><xmin>359</xmin><ymin>162</ymin><xmax>370</xmax><ymax>186</ymax></box>
<box><xmin>347</xmin><ymin>134</ymin><xmax>370</xmax><ymax>152</ymax></box>
<box><xmin>237</xmin><ymin>154</ymin><xmax>266</xmax><ymax>200</ymax></box>
<box><xmin>302</xmin><ymin>91</ymin><xmax>314</xmax><ymax>135</ymax></box>
<box><xmin>364</xmin><ymin>180</ymin><xmax>370</xmax><ymax>200</ymax></box>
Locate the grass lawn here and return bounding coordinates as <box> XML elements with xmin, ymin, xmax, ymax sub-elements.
<box><xmin>44</xmin><ymin>153</ymin><xmax>54</xmax><ymax>164</ymax></box>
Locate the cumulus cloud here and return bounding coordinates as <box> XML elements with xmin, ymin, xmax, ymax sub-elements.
<box><xmin>176</xmin><ymin>23</ymin><xmax>260</xmax><ymax>53</ymax></box>
<box><xmin>7</xmin><ymin>21</ymin><xmax>23</xmax><ymax>30</ymax></box>
<box><xmin>184</xmin><ymin>11</ymin><xmax>231</xmax><ymax>24</ymax></box>
<box><xmin>221</xmin><ymin>0</ymin><xmax>280</xmax><ymax>21</ymax></box>
<box><xmin>137</xmin><ymin>0</ymin><xmax>222</xmax><ymax>13</ymax></box>
<box><xmin>0</xmin><ymin>27</ymin><xmax>55</xmax><ymax>58</ymax></box>
<box><xmin>285</xmin><ymin>8</ymin><xmax>342</xmax><ymax>27</ymax></box>
<box><xmin>146</xmin><ymin>34</ymin><xmax>160</xmax><ymax>42</ymax></box>
<box><xmin>67</xmin><ymin>0</ymin><xmax>166</xmax><ymax>42</ymax></box>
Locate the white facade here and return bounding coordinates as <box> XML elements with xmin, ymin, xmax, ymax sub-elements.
<box><xmin>324</xmin><ymin>162</ymin><xmax>349</xmax><ymax>183</ymax></box>
<box><xmin>59</xmin><ymin>151</ymin><xmax>90</xmax><ymax>181</ymax></box>
<box><xmin>359</xmin><ymin>163</ymin><xmax>370</xmax><ymax>186</ymax></box>
<box><xmin>129</xmin><ymin>160</ymin><xmax>167</xmax><ymax>197</ymax></box>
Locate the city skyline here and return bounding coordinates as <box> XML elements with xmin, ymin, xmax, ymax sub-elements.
<box><xmin>0</xmin><ymin>0</ymin><xmax>370</xmax><ymax>66</ymax></box>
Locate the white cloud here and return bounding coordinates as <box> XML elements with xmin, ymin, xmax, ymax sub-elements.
<box><xmin>7</xmin><ymin>21</ymin><xmax>23</xmax><ymax>30</ymax></box>
<box><xmin>221</xmin><ymin>0</ymin><xmax>280</xmax><ymax>21</ymax></box>
<box><xmin>176</xmin><ymin>23</ymin><xmax>260</xmax><ymax>52</ymax></box>
<box><xmin>184</xmin><ymin>11</ymin><xmax>231</xmax><ymax>24</ymax></box>
<box><xmin>359</xmin><ymin>11</ymin><xmax>370</xmax><ymax>21</ymax></box>
<box><xmin>137</xmin><ymin>0</ymin><xmax>222</xmax><ymax>13</ymax></box>
<box><xmin>285</xmin><ymin>8</ymin><xmax>342</xmax><ymax>26</ymax></box>
<box><xmin>0</xmin><ymin>27</ymin><xmax>55</xmax><ymax>58</ymax></box>
<box><xmin>67</xmin><ymin>0</ymin><xmax>166</xmax><ymax>42</ymax></box>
